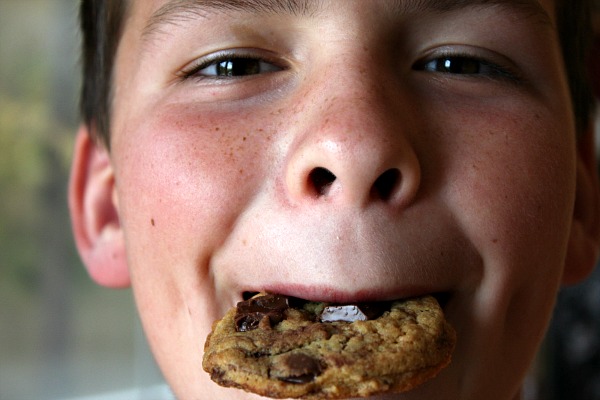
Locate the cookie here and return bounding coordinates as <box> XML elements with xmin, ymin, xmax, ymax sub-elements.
<box><xmin>203</xmin><ymin>293</ymin><xmax>455</xmax><ymax>399</ymax></box>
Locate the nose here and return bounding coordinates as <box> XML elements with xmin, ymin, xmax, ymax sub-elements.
<box><xmin>284</xmin><ymin>68</ymin><xmax>421</xmax><ymax>210</ymax></box>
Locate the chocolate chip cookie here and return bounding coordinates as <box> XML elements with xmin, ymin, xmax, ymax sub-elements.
<box><xmin>203</xmin><ymin>293</ymin><xmax>455</xmax><ymax>399</ymax></box>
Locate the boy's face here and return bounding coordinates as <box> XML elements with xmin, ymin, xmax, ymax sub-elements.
<box><xmin>75</xmin><ymin>0</ymin><xmax>598</xmax><ymax>399</ymax></box>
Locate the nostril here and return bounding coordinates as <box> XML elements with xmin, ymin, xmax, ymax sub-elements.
<box><xmin>308</xmin><ymin>167</ymin><xmax>337</xmax><ymax>196</ymax></box>
<box><xmin>371</xmin><ymin>168</ymin><xmax>400</xmax><ymax>201</ymax></box>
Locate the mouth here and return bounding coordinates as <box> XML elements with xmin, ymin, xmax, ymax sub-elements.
<box><xmin>432</xmin><ymin>291</ymin><xmax>452</xmax><ymax>310</ymax></box>
<box><xmin>241</xmin><ymin>290</ymin><xmax>453</xmax><ymax>312</ymax></box>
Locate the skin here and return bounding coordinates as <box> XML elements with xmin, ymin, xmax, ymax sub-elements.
<box><xmin>69</xmin><ymin>0</ymin><xmax>600</xmax><ymax>399</ymax></box>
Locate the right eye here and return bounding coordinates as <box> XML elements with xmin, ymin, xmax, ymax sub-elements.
<box><xmin>182</xmin><ymin>52</ymin><xmax>284</xmax><ymax>80</ymax></box>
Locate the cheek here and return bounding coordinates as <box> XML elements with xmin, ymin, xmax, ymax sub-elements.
<box><xmin>451</xmin><ymin>109</ymin><xmax>577</xmax><ymax>334</ymax></box>
<box><xmin>110</xmin><ymin>103</ymin><xmax>287</xmax><ymax>313</ymax></box>
<box><xmin>429</xmin><ymin>104</ymin><xmax>576</xmax><ymax>397</ymax></box>
<box><xmin>436</xmin><ymin>103</ymin><xmax>576</xmax><ymax>283</ymax></box>
<box><xmin>115</xmin><ymin>104</ymin><xmax>275</xmax><ymax>236</ymax></box>
<box><xmin>109</xmin><ymin>104</ymin><xmax>283</xmax><ymax>387</ymax></box>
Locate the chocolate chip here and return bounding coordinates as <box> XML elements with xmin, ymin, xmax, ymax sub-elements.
<box><xmin>235</xmin><ymin>294</ymin><xmax>290</xmax><ymax>332</ymax></box>
<box><xmin>275</xmin><ymin>353</ymin><xmax>322</xmax><ymax>384</ymax></box>
<box><xmin>319</xmin><ymin>302</ymin><xmax>390</xmax><ymax>322</ymax></box>
<box><xmin>235</xmin><ymin>312</ymin><xmax>264</xmax><ymax>332</ymax></box>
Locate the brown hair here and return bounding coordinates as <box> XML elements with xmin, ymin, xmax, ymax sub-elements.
<box><xmin>556</xmin><ymin>0</ymin><xmax>595</xmax><ymax>135</ymax></box>
<box><xmin>79</xmin><ymin>0</ymin><xmax>128</xmax><ymax>147</ymax></box>
<box><xmin>79</xmin><ymin>0</ymin><xmax>596</xmax><ymax>148</ymax></box>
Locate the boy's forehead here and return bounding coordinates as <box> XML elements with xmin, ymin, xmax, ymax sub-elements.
<box><xmin>133</xmin><ymin>0</ymin><xmax>555</xmax><ymax>34</ymax></box>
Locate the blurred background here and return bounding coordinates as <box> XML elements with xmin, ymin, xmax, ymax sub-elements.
<box><xmin>0</xmin><ymin>1</ymin><xmax>598</xmax><ymax>399</ymax></box>
<box><xmin>0</xmin><ymin>1</ymin><xmax>165</xmax><ymax>399</ymax></box>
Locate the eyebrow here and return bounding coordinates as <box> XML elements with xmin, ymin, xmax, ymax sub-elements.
<box><xmin>143</xmin><ymin>0</ymin><xmax>320</xmax><ymax>39</ymax></box>
<box><xmin>394</xmin><ymin>0</ymin><xmax>552</xmax><ymax>23</ymax></box>
<box><xmin>142</xmin><ymin>0</ymin><xmax>551</xmax><ymax>41</ymax></box>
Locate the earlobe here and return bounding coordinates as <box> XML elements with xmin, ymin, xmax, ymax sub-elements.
<box><xmin>69</xmin><ymin>126</ymin><xmax>130</xmax><ymax>288</ymax></box>
<box><xmin>562</xmin><ymin>124</ymin><xmax>600</xmax><ymax>286</ymax></box>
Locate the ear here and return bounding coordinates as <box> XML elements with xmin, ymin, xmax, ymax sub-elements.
<box><xmin>562</xmin><ymin>123</ymin><xmax>600</xmax><ymax>286</ymax></box>
<box><xmin>69</xmin><ymin>125</ymin><xmax>130</xmax><ymax>288</ymax></box>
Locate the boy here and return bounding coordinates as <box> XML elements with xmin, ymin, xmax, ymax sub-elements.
<box><xmin>68</xmin><ymin>0</ymin><xmax>600</xmax><ymax>399</ymax></box>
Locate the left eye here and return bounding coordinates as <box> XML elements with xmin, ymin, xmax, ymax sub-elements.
<box><xmin>423</xmin><ymin>56</ymin><xmax>483</xmax><ymax>74</ymax></box>
<box><xmin>191</xmin><ymin>56</ymin><xmax>283</xmax><ymax>78</ymax></box>
<box><xmin>416</xmin><ymin>55</ymin><xmax>514</xmax><ymax>79</ymax></box>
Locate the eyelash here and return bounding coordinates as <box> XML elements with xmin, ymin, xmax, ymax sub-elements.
<box><xmin>179</xmin><ymin>50</ymin><xmax>285</xmax><ymax>81</ymax></box>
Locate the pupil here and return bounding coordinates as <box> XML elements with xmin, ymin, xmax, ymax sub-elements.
<box><xmin>441</xmin><ymin>58</ymin><xmax>479</xmax><ymax>74</ymax></box>
<box><xmin>216</xmin><ymin>59</ymin><xmax>261</xmax><ymax>77</ymax></box>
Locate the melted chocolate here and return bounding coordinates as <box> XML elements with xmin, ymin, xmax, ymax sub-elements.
<box><xmin>235</xmin><ymin>294</ymin><xmax>290</xmax><ymax>332</ymax></box>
